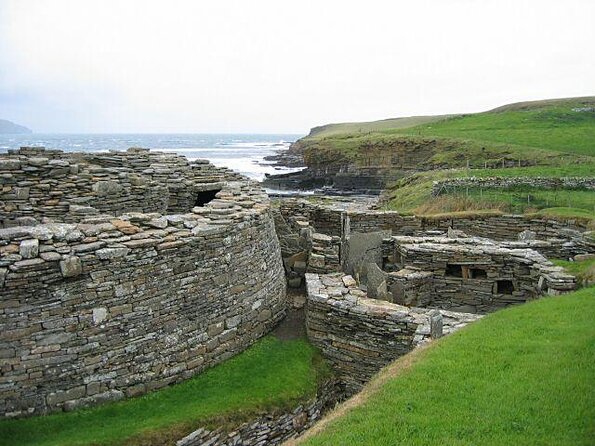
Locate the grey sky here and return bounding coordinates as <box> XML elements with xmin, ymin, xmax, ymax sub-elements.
<box><xmin>1</xmin><ymin>0</ymin><xmax>594</xmax><ymax>133</ymax></box>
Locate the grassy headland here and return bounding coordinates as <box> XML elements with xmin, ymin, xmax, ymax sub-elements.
<box><xmin>294</xmin><ymin>96</ymin><xmax>594</xmax><ymax>219</ymax></box>
<box><xmin>0</xmin><ymin>336</ymin><xmax>330</xmax><ymax>446</ymax></box>
<box><xmin>292</xmin><ymin>286</ymin><xmax>595</xmax><ymax>446</ymax></box>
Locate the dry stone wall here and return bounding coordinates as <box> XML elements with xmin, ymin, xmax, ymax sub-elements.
<box><xmin>432</xmin><ymin>176</ymin><xmax>595</xmax><ymax>196</ymax></box>
<box><xmin>0</xmin><ymin>147</ymin><xmax>243</xmax><ymax>227</ymax></box>
<box><xmin>305</xmin><ymin>273</ymin><xmax>479</xmax><ymax>391</ymax></box>
<box><xmin>278</xmin><ymin>199</ymin><xmax>594</xmax><ymax>258</ymax></box>
<box><xmin>0</xmin><ymin>150</ymin><xmax>287</xmax><ymax>418</ymax></box>
<box><xmin>176</xmin><ymin>380</ymin><xmax>345</xmax><ymax>446</ymax></box>
<box><xmin>384</xmin><ymin>236</ymin><xmax>576</xmax><ymax>313</ymax></box>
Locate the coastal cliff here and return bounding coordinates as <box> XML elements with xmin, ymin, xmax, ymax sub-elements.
<box><xmin>263</xmin><ymin>96</ymin><xmax>594</xmax><ymax>194</ymax></box>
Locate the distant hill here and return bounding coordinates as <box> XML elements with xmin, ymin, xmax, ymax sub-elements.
<box><xmin>0</xmin><ymin>119</ymin><xmax>32</xmax><ymax>134</ymax></box>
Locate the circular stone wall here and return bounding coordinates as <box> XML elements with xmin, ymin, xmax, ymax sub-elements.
<box><xmin>0</xmin><ymin>179</ymin><xmax>286</xmax><ymax>418</ymax></box>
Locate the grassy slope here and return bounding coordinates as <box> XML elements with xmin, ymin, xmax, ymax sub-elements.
<box><xmin>307</xmin><ymin>114</ymin><xmax>454</xmax><ymax>139</ymax></box>
<box><xmin>383</xmin><ymin>165</ymin><xmax>595</xmax><ymax>220</ymax></box>
<box><xmin>295</xmin><ymin>287</ymin><xmax>595</xmax><ymax>446</ymax></box>
<box><xmin>0</xmin><ymin>336</ymin><xmax>329</xmax><ymax>446</ymax></box>
<box><xmin>397</xmin><ymin>99</ymin><xmax>595</xmax><ymax>156</ymax></box>
<box><xmin>552</xmin><ymin>258</ymin><xmax>595</xmax><ymax>287</ymax></box>
<box><xmin>299</xmin><ymin>97</ymin><xmax>594</xmax><ymax>170</ymax></box>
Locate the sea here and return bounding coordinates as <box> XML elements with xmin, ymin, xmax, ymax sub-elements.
<box><xmin>0</xmin><ymin>133</ymin><xmax>305</xmax><ymax>183</ymax></box>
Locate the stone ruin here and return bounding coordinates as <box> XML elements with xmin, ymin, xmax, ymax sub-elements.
<box><xmin>0</xmin><ymin>150</ymin><xmax>588</xmax><ymax>428</ymax></box>
<box><xmin>0</xmin><ymin>147</ymin><xmax>286</xmax><ymax>418</ymax></box>
<box><xmin>273</xmin><ymin>198</ymin><xmax>580</xmax><ymax>390</ymax></box>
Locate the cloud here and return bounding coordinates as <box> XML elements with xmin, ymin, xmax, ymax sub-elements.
<box><xmin>0</xmin><ymin>0</ymin><xmax>594</xmax><ymax>132</ymax></box>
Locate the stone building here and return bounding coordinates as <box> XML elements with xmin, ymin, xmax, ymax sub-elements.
<box><xmin>0</xmin><ymin>148</ymin><xmax>286</xmax><ymax>418</ymax></box>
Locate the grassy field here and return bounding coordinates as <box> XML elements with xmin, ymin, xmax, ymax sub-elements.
<box><xmin>399</xmin><ymin>101</ymin><xmax>595</xmax><ymax>156</ymax></box>
<box><xmin>0</xmin><ymin>336</ymin><xmax>329</xmax><ymax>446</ymax></box>
<box><xmin>293</xmin><ymin>287</ymin><xmax>595</xmax><ymax>446</ymax></box>
<box><xmin>382</xmin><ymin>165</ymin><xmax>595</xmax><ymax>221</ymax></box>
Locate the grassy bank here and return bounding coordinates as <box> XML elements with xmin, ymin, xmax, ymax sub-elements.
<box><xmin>382</xmin><ymin>165</ymin><xmax>595</xmax><ymax>221</ymax></box>
<box><xmin>552</xmin><ymin>258</ymin><xmax>595</xmax><ymax>287</ymax></box>
<box><xmin>294</xmin><ymin>287</ymin><xmax>595</xmax><ymax>446</ymax></box>
<box><xmin>0</xmin><ymin>336</ymin><xmax>329</xmax><ymax>446</ymax></box>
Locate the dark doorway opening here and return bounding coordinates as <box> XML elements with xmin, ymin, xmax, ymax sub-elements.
<box><xmin>496</xmin><ymin>279</ymin><xmax>514</xmax><ymax>295</ymax></box>
<box><xmin>445</xmin><ymin>264</ymin><xmax>463</xmax><ymax>277</ymax></box>
<box><xmin>195</xmin><ymin>189</ymin><xmax>221</xmax><ymax>207</ymax></box>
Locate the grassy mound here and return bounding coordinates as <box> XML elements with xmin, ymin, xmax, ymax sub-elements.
<box><xmin>293</xmin><ymin>287</ymin><xmax>595</xmax><ymax>446</ymax></box>
<box><xmin>0</xmin><ymin>336</ymin><xmax>329</xmax><ymax>446</ymax></box>
<box><xmin>552</xmin><ymin>258</ymin><xmax>595</xmax><ymax>287</ymax></box>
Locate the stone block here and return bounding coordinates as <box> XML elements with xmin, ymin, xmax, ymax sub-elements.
<box><xmin>60</xmin><ymin>256</ymin><xmax>82</xmax><ymax>277</ymax></box>
<box><xmin>19</xmin><ymin>239</ymin><xmax>39</xmax><ymax>259</ymax></box>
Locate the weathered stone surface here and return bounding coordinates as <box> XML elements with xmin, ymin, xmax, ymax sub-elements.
<box><xmin>1</xmin><ymin>162</ymin><xmax>287</xmax><ymax>419</ymax></box>
<box><xmin>95</xmin><ymin>247</ymin><xmax>130</xmax><ymax>260</ymax></box>
<box><xmin>59</xmin><ymin>256</ymin><xmax>82</xmax><ymax>277</ymax></box>
<box><xmin>305</xmin><ymin>273</ymin><xmax>479</xmax><ymax>392</ymax></box>
<box><xmin>19</xmin><ymin>239</ymin><xmax>39</xmax><ymax>259</ymax></box>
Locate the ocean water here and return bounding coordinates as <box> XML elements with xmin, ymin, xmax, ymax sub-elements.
<box><xmin>0</xmin><ymin>133</ymin><xmax>305</xmax><ymax>182</ymax></box>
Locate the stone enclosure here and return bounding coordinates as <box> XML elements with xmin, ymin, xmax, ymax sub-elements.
<box><xmin>0</xmin><ymin>148</ymin><xmax>286</xmax><ymax>418</ymax></box>
<box><xmin>273</xmin><ymin>198</ymin><xmax>580</xmax><ymax>390</ymax></box>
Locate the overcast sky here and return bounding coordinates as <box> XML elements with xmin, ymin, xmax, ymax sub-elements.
<box><xmin>0</xmin><ymin>0</ymin><xmax>593</xmax><ymax>133</ymax></box>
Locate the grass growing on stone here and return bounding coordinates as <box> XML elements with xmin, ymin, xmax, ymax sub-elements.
<box><xmin>552</xmin><ymin>258</ymin><xmax>595</xmax><ymax>287</ymax></box>
<box><xmin>0</xmin><ymin>336</ymin><xmax>329</xmax><ymax>446</ymax></box>
<box><xmin>294</xmin><ymin>287</ymin><xmax>595</xmax><ymax>446</ymax></box>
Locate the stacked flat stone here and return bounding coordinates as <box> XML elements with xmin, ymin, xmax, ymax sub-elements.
<box><xmin>278</xmin><ymin>199</ymin><xmax>594</xmax><ymax>258</ymax></box>
<box><xmin>382</xmin><ymin>235</ymin><xmax>576</xmax><ymax>313</ymax></box>
<box><xmin>305</xmin><ymin>272</ymin><xmax>479</xmax><ymax>391</ymax></box>
<box><xmin>0</xmin><ymin>147</ymin><xmax>245</xmax><ymax>227</ymax></box>
<box><xmin>432</xmin><ymin>176</ymin><xmax>595</xmax><ymax>196</ymax></box>
<box><xmin>0</xmin><ymin>151</ymin><xmax>287</xmax><ymax>418</ymax></box>
<box><xmin>176</xmin><ymin>379</ymin><xmax>345</xmax><ymax>446</ymax></box>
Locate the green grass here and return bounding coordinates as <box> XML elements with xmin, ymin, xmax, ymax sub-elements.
<box><xmin>306</xmin><ymin>114</ymin><xmax>454</xmax><ymax>139</ymax></box>
<box><xmin>456</xmin><ymin>188</ymin><xmax>595</xmax><ymax>215</ymax></box>
<box><xmin>298</xmin><ymin>97</ymin><xmax>595</xmax><ymax>171</ymax></box>
<box><xmin>400</xmin><ymin>103</ymin><xmax>595</xmax><ymax>156</ymax></box>
<box><xmin>552</xmin><ymin>258</ymin><xmax>595</xmax><ymax>287</ymax></box>
<box><xmin>0</xmin><ymin>336</ymin><xmax>329</xmax><ymax>446</ymax></box>
<box><xmin>382</xmin><ymin>166</ymin><xmax>595</xmax><ymax>219</ymax></box>
<box><xmin>299</xmin><ymin>287</ymin><xmax>595</xmax><ymax>446</ymax></box>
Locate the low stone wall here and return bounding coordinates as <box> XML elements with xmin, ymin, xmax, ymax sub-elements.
<box><xmin>305</xmin><ymin>273</ymin><xmax>453</xmax><ymax>391</ymax></box>
<box><xmin>0</xmin><ymin>181</ymin><xmax>287</xmax><ymax>418</ymax></box>
<box><xmin>432</xmin><ymin>176</ymin><xmax>595</xmax><ymax>196</ymax></box>
<box><xmin>176</xmin><ymin>380</ymin><xmax>345</xmax><ymax>446</ymax></box>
